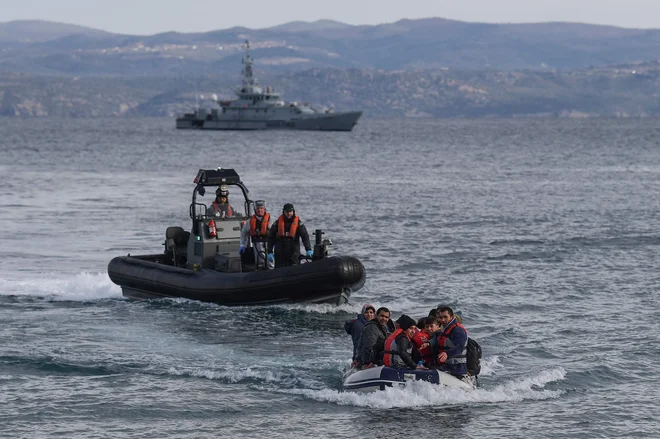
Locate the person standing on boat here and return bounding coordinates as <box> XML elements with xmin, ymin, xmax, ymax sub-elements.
<box><xmin>344</xmin><ymin>304</ymin><xmax>376</xmax><ymax>366</ymax></box>
<box><xmin>383</xmin><ymin>315</ymin><xmax>425</xmax><ymax>370</ymax></box>
<box><xmin>356</xmin><ymin>307</ymin><xmax>391</xmax><ymax>369</ymax></box>
<box><xmin>266</xmin><ymin>203</ymin><xmax>312</xmax><ymax>268</ymax></box>
<box><xmin>239</xmin><ymin>200</ymin><xmax>272</xmax><ymax>269</ymax></box>
<box><xmin>206</xmin><ymin>185</ymin><xmax>234</xmax><ymax>218</ymax></box>
<box><xmin>428</xmin><ymin>306</ymin><xmax>468</xmax><ymax>378</ymax></box>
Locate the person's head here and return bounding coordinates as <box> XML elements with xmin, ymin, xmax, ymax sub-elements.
<box><xmin>424</xmin><ymin>317</ymin><xmax>440</xmax><ymax>334</ymax></box>
<box><xmin>428</xmin><ymin>308</ymin><xmax>438</xmax><ymax>318</ymax></box>
<box><xmin>396</xmin><ymin>314</ymin><xmax>417</xmax><ymax>338</ymax></box>
<box><xmin>375</xmin><ymin>307</ymin><xmax>390</xmax><ymax>327</ymax></box>
<box><xmin>255</xmin><ymin>200</ymin><xmax>266</xmax><ymax>217</ymax></box>
<box><xmin>361</xmin><ymin>303</ymin><xmax>375</xmax><ymax>320</ymax></box>
<box><xmin>283</xmin><ymin>203</ymin><xmax>295</xmax><ymax>218</ymax></box>
<box><xmin>436</xmin><ymin>305</ymin><xmax>454</xmax><ymax>327</ymax></box>
<box><xmin>216</xmin><ymin>185</ymin><xmax>229</xmax><ymax>203</ymax></box>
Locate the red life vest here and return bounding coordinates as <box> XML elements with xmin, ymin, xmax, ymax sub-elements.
<box><xmin>383</xmin><ymin>328</ymin><xmax>410</xmax><ymax>367</ymax></box>
<box><xmin>412</xmin><ymin>331</ymin><xmax>432</xmax><ymax>364</ymax></box>
<box><xmin>277</xmin><ymin>215</ymin><xmax>299</xmax><ymax>239</ymax></box>
<box><xmin>212</xmin><ymin>201</ymin><xmax>233</xmax><ymax>217</ymax></box>
<box><xmin>249</xmin><ymin>213</ymin><xmax>270</xmax><ymax>237</ymax></box>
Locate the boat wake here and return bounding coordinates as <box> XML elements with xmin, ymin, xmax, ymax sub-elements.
<box><xmin>286</xmin><ymin>366</ymin><xmax>567</xmax><ymax>408</ymax></box>
<box><xmin>0</xmin><ymin>272</ymin><xmax>121</xmax><ymax>301</ymax></box>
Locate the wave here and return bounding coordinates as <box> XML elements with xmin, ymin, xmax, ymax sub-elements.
<box><xmin>284</xmin><ymin>367</ymin><xmax>567</xmax><ymax>408</ymax></box>
<box><xmin>0</xmin><ymin>272</ymin><xmax>121</xmax><ymax>301</ymax></box>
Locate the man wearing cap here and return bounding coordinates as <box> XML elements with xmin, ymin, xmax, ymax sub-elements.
<box><xmin>344</xmin><ymin>304</ymin><xmax>376</xmax><ymax>365</ymax></box>
<box><xmin>383</xmin><ymin>314</ymin><xmax>425</xmax><ymax>369</ymax></box>
<box><xmin>206</xmin><ymin>185</ymin><xmax>235</xmax><ymax>218</ymax></box>
<box><xmin>266</xmin><ymin>203</ymin><xmax>312</xmax><ymax>268</ymax></box>
<box><xmin>239</xmin><ymin>200</ymin><xmax>272</xmax><ymax>269</ymax></box>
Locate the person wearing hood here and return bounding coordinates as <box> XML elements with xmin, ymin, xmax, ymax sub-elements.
<box><xmin>240</xmin><ymin>200</ymin><xmax>272</xmax><ymax>269</ymax></box>
<box><xmin>383</xmin><ymin>314</ymin><xmax>425</xmax><ymax>369</ymax></box>
<box><xmin>344</xmin><ymin>304</ymin><xmax>376</xmax><ymax>365</ymax></box>
<box><xmin>266</xmin><ymin>203</ymin><xmax>312</xmax><ymax>268</ymax></box>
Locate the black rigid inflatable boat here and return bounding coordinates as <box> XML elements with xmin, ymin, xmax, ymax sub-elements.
<box><xmin>107</xmin><ymin>168</ymin><xmax>366</xmax><ymax>305</ymax></box>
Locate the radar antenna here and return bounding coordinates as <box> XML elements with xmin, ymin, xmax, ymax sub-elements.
<box><xmin>241</xmin><ymin>40</ymin><xmax>258</xmax><ymax>88</ymax></box>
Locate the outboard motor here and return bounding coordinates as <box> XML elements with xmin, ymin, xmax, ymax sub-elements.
<box><xmin>312</xmin><ymin>229</ymin><xmax>332</xmax><ymax>260</ymax></box>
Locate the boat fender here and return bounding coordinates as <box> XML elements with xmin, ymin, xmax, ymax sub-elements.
<box><xmin>466</xmin><ymin>337</ymin><xmax>482</xmax><ymax>376</ymax></box>
<box><xmin>208</xmin><ymin>220</ymin><xmax>217</xmax><ymax>238</ymax></box>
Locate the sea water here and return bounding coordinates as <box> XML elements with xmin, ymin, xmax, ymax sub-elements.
<box><xmin>0</xmin><ymin>117</ymin><xmax>659</xmax><ymax>438</ymax></box>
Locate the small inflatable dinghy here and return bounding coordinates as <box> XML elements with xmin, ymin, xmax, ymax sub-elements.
<box><xmin>342</xmin><ymin>365</ymin><xmax>476</xmax><ymax>392</ymax></box>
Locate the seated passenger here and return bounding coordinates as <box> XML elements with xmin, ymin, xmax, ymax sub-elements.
<box><xmin>428</xmin><ymin>306</ymin><xmax>468</xmax><ymax>378</ymax></box>
<box><xmin>383</xmin><ymin>314</ymin><xmax>425</xmax><ymax>370</ymax></box>
<box><xmin>357</xmin><ymin>307</ymin><xmax>391</xmax><ymax>368</ymax></box>
<box><xmin>206</xmin><ymin>185</ymin><xmax>234</xmax><ymax>218</ymax></box>
<box><xmin>412</xmin><ymin>317</ymin><xmax>439</xmax><ymax>367</ymax></box>
<box><xmin>344</xmin><ymin>304</ymin><xmax>375</xmax><ymax>366</ymax></box>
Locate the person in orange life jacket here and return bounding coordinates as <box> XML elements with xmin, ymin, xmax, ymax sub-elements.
<box><xmin>206</xmin><ymin>185</ymin><xmax>235</xmax><ymax>218</ymax></box>
<box><xmin>412</xmin><ymin>317</ymin><xmax>440</xmax><ymax>367</ymax></box>
<box><xmin>383</xmin><ymin>314</ymin><xmax>425</xmax><ymax>369</ymax></box>
<box><xmin>239</xmin><ymin>200</ymin><xmax>273</xmax><ymax>269</ymax></box>
<box><xmin>357</xmin><ymin>307</ymin><xmax>391</xmax><ymax>368</ymax></box>
<box><xmin>266</xmin><ymin>203</ymin><xmax>312</xmax><ymax>268</ymax></box>
<box><xmin>426</xmin><ymin>306</ymin><xmax>468</xmax><ymax>377</ymax></box>
<box><xmin>344</xmin><ymin>304</ymin><xmax>375</xmax><ymax>366</ymax></box>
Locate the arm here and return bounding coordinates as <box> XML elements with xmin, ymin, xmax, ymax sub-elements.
<box><xmin>358</xmin><ymin>325</ymin><xmax>377</xmax><ymax>365</ymax></box>
<box><xmin>445</xmin><ymin>327</ymin><xmax>468</xmax><ymax>359</ymax></box>
<box><xmin>344</xmin><ymin>319</ymin><xmax>355</xmax><ymax>335</ymax></box>
<box><xmin>266</xmin><ymin>223</ymin><xmax>277</xmax><ymax>254</ymax></box>
<box><xmin>298</xmin><ymin>223</ymin><xmax>312</xmax><ymax>251</ymax></box>
<box><xmin>240</xmin><ymin>221</ymin><xmax>250</xmax><ymax>247</ymax></box>
<box><xmin>397</xmin><ymin>336</ymin><xmax>417</xmax><ymax>369</ymax></box>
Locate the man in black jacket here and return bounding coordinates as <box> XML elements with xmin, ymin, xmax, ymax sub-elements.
<box><xmin>267</xmin><ymin>203</ymin><xmax>312</xmax><ymax>268</ymax></box>
<box><xmin>356</xmin><ymin>307</ymin><xmax>391</xmax><ymax>368</ymax></box>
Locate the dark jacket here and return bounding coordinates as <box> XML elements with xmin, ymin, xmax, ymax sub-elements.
<box><xmin>386</xmin><ymin>331</ymin><xmax>417</xmax><ymax>369</ymax></box>
<box><xmin>357</xmin><ymin>319</ymin><xmax>388</xmax><ymax>366</ymax></box>
<box><xmin>267</xmin><ymin>215</ymin><xmax>312</xmax><ymax>268</ymax></box>
<box><xmin>344</xmin><ymin>313</ymin><xmax>370</xmax><ymax>361</ymax></box>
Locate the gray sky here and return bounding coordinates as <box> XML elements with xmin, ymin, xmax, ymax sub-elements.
<box><xmin>1</xmin><ymin>0</ymin><xmax>658</xmax><ymax>35</ymax></box>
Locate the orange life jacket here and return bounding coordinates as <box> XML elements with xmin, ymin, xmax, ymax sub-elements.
<box><xmin>249</xmin><ymin>213</ymin><xmax>270</xmax><ymax>237</ymax></box>
<box><xmin>383</xmin><ymin>328</ymin><xmax>410</xmax><ymax>367</ymax></box>
<box><xmin>277</xmin><ymin>215</ymin><xmax>299</xmax><ymax>239</ymax></box>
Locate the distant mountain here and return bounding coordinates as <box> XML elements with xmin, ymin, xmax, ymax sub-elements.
<box><xmin>0</xmin><ymin>20</ymin><xmax>111</xmax><ymax>44</ymax></box>
<box><xmin>1</xmin><ymin>18</ymin><xmax>660</xmax><ymax>75</ymax></box>
<box><xmin>266</xmin><ymin>19</ymin><xmax>352</xmax><ymax>32</ymax></box>
<box><xmin>2</xmin><ymin>60</ymin><xmax>659</xmax><ymax>118</ymax></box>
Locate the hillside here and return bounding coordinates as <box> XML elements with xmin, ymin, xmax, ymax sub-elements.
<box><xmin>1</xmin><ymin>60</ymin><xmax>658</xmax><ymax>118</ymax></box>
<box><xmin>1</xmin><ymin>18</ymin><xmax>660</xmax><ymax>74</ymax></box>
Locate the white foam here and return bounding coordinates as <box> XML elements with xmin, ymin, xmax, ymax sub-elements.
<box><xmin>283</xmin><ymin>367</ymin><xmax>567</xmax><ymax>408</ymax></box>
<box><xmin>0</xmin><ymin>272</ymin><xmax>122</xmax><ymax>301</ymax></box>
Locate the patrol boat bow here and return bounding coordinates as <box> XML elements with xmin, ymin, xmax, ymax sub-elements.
<box><xmin>176</xmin><ymin>41</ymin><xmax>362</xmax><ymax>131</ymax></box>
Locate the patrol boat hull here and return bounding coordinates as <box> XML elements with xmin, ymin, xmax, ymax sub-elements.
<box><xmin>176</xmin><ymin>111</ymin><xmax>362</xmax><ymax>132</ymax></box>
<box><xmin>342</xmin><ymin>366</ymin><xmax>476</xmax><ymax>392</ymax></box>
<box><xmin>108</xmin><ymin>254</ymin><xmax>365</xmax><ymax>306</ymax></box>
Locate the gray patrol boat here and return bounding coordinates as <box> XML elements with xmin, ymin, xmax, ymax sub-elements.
<box><xmin>176</xmin><ymin>41</ymin><xmax>362</xmax><ymax>131</ymax></box>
